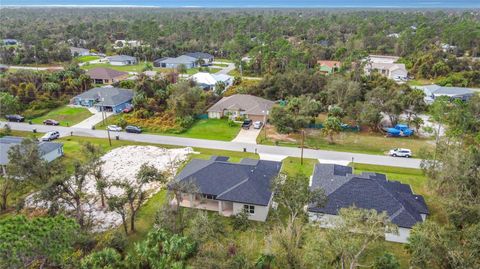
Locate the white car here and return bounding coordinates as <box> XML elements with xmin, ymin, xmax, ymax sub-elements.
<box><xmin>389</xmin><ymin>148</ymin><xmax>412</xmax><ymax>158</ymax></box>
<box><xmin>41</xmin><ymin>131</ymin><xmax>60</xmax><ymax>141</ymax></box>
<box><xmin>107</xmin><ymin>125</ymin><xmax>122</xmax><ymax>132</ymax></box>
<box><xmin>253</xmin><ymin>121</ymin><xmax>263</xmax><ymax>129</ymax></box>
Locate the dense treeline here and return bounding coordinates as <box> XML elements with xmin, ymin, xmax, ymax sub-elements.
<box><xmin>1</xmin><ymin>8</ymin><xmax>479</xmax><ymax>76</ymax></box>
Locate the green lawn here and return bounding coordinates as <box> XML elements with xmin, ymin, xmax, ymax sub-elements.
<box><xmin>76</xmin><ymin>55</ymin><xmax>100</xmax><ymax>63</ymax></box>
<box><xmin>81</xmin><ymin>62</ymin><xmax>157</xmax><ymax>73</ymax></box>
<box><xmin>30</xmin><ymin>106</ymin><xmax>93</xmax><ymax>126</ymax></box>
<box><xmin>281</xmin><ymin>157</ymin><xmax>317</xmax><ymax>176</ymax></box>
<box><xmin>95</xmin><ymin>117</ymin><xmax>241</xmax><ymax>141</ymax></box>
<box><xmin>258</xmin><ymin>128</ymin><xmax>434</xmax><ymax>157</ymax></box>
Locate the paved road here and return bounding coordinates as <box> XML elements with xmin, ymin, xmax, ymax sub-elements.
<box><xmin>8</xmin><ymin>65</ymin><xmax>64</xmax><ymax>71</ymax></box>
<box><xmin>1</xmin><ymin>121</ymin><xmax>423</xmax><ymax>169</ymax></box>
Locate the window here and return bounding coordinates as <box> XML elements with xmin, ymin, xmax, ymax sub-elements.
<box><xmin>243</xmin><ymin>204</ymin><xmax>255</xmax><ymax>214</ymax></box>
<box><xmin>202</xmin><ymin>194</ymin><xmax>215</xmax><ymax>200</ymax></box>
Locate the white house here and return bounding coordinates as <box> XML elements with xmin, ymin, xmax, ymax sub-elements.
<box><xmin>191</xmin><ymin>72</ymin><xmax>233</xmax><ymax>91</ymax></box>
<box><xmin>107</xmin><ymin>55</ymin><xmax>137</xmax><ymax>66</ymax></box>
<box><xmin>416</xmin><ymin>84</ymin><xmax>475</xmax><ymax>104</ymax></box>
<box><xmin>308</xmin><ymin>163</ymin><xmax>429</xmax><ymax>243</ymax></box>
<box><xmin>170</xmin><ymin>156</ymin><xmax>282</xmax><ymax>222</ymax></box>
<box><xmin>70</xmin><ymin>47</ymin><xmax>90</xmax><ymax>57</ymax></box>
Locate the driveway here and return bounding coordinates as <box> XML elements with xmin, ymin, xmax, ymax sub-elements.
<box><xmin>213</xmin><ymin>61</ymin><xmax>235</xmax><ymax>75</ymax></box>
<box><xmin>71</xmin><ymin>109</ymin><xmax>112</xmax><ymax>129</ymax></box>
<box><xmin>231</xmin><ymin>127</ymin><xmax>261</xmax><ymax>144</ymax></box>
<box><xmin>0</xmin><ymin>121</ymin><xmax>423</xmax><ymax>169</ymax></box>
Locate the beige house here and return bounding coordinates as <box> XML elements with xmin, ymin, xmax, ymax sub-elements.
<box><xmin>170</xmin><ymin>156</ymin><xmax>282</xmax><ymax>222</ymax></box>
<box><xmin>207</xmin><ymin>94</ymin><xmax>275</xmax><ymax>122</ymax></box>
<box><xmin>86</xmin><ymin>67</ymin><xmax>129</xmax><ymax>84</ymax></box>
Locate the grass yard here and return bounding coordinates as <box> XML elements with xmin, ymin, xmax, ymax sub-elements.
<box><xmin>95</xmin><ymin>116</ymin><xmax>242</xmax><ymax>141</ymax></box>
<box><xmin>30</xmin><ymin>106</ymin><xmax>93</xmax><ymax>126</ymax></box>
<box><xmin>281</xmin><ymin>157</ymin><xmax>317</xmax><ymax>176</ymax></box>
<box><xmin>81</xmin><ymin>62</ymin><xmax>157</xmax><ymax>73</ymax></box>
<box><xmin>76</xmin><ymin>55</ymin><xmax>100</xmax><ymax>63</ymax></box>
<box><xmin>258</xmin><ymin>126</ymin><xmax>434</xmax><ymax>157</ymax></box>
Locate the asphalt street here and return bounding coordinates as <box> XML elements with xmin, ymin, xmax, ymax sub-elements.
<box><xmin>1</xmin><ymin>121</ymin><xmax>423</xmax><ymax>169</ymax></box>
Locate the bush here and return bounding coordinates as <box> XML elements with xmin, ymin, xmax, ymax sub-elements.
<box><xmin>373</xmin><ymin>252</ymin><xmax>400</xmax><ymax>269</ymax></box>
<box><xmin>228</xmin><ymin>119</ymin><xmax>236</xmax><ymax>127</ymax></box>
<box><xmin>115</xmin><ymin>117</ymin><xmax>128</xmax><ymax>128</ymax></box>
<box><xmin>230</xmin><ymin>209</ymin><xmax>251</xmax><ymax>231</ymax></box>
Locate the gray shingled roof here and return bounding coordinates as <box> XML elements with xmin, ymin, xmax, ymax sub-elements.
<box><xmin>107</xmin><ymin>55</ymin><xmax>137</xmax><ymax>62</ymax></box>
<box><xmin>0</xmin><ymin>136</ymin><xmax>63</xmax><ymax>165</ymax></box>
<box><xmin>207</xmin><ymin>94</ymin><xmax>275</xmax><ymax>116</ymax></box>
<box><xmin>86</xmin><ymin>67</ymin><xmax>128</xmax><ymax>80</ymax></box>
<box><xmin>186</xmin><ymin>52</ymin><xmax>214</xmax><ymax>60</ymax></box>
<box><xmin>173</xmin><ymin>156</ymin><xmax>281</xmax><ymax>206</ymax></box>
<box><xmin>309</xmin><ymin>163</ymin><xmax>429</xmax><ymax>228</ymax></box>
<box><xmin>73</xmin><ymin>87</ymin><xmax>133</xmax><ymax>107</ymax></box>
<box><xmin>155</xmin><ymin>55</ymin><xmax>197</xmax><ymax>65</ymax></box>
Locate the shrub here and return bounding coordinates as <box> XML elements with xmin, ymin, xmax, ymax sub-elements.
<box><xmin>115</xmin><ymin>117</ymin><xmax>128</xmax><ymax>128</ymax></box>
<box><xmin>230</xmin><ymin>209</ymin><xmax>250</xmax><ymax>231</ymax></box>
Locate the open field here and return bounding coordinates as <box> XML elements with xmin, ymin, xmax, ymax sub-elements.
<box><xmin>258</xmin><ymin>125</ymin><xmax>434</xmax><ymax>157</ymax></box>
<box><xmin>30</xmin><ymin>106</ymin><xmax>93</xmax><ymax>126</ymax></box>
<box><xmin>95</xmin><ymin>116</ymin><xmax>241</xmax><ymax>141</ymax></box>
<box><xmin>75</xmin><ymin>55</ymin><xmax>100</xmax><ymax>62</ymax></box>
<box><xmin>80</xmin><ymin>62</ymin><xmax>156</xmax><ymax>72</ymax></box>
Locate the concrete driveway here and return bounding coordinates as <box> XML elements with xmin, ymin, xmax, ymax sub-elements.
<box><xmin>72</xmin><ymin>109</ymin><xmax>112</xmax><ymax>129</ymax></box>
<box><xmin>231</xmin><ymin>127</ymin><xmax>261</xmax><ymax>144</ymax></box>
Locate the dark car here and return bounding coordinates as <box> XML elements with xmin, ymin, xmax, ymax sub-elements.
<box><xmin>123</xmin><ymin>106</ymin><xmax>133</xmax><ymax>113</ymax></box>
<box><xmin>125</xmin><ymin>125</ymin><xmax>142</xmax><ymax>134</ymax></box>
<box><xmin>5</xmin><ymin>114</ymin><xmax>25</xmax><ymax>122</ymax></box>
<box><xmin>242</xmin><ymin>119</ymin><xmax>252</xmax><ymax>129</ymax></box>
<box><xmin>43</xmin><ymin>119</ymin><xmax>60</xmax><ymax>126</ymax></box>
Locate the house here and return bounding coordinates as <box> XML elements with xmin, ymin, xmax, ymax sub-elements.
<box><xmin>0</xmin><ymin>136</ymin><xmax>63</xmax><ymax>175</ymax></box>
<box><xmin>153</xmin><ymin>55</ymin><xmax>198</xmax><ymax>69</ymax></box>
<box><xmin>308</xmin><ymin>163</ymin><xmax>429</xmax><ymax>243</ymax></box>
<box><xmin>86</xmin><ymin>68</ymin><xmax>129</xmax><ymax>84</ymax></box>
<box><xmin>170</xmin><ymin>156</ymin><xmax>282</xmax><ymax>221</ymax></box>
<box><xmin>186</xmin><ymin>52</ymin><xmax>214</xmax><ymax>65</ymax></box>
<box><xmin>207</xmin><ymin>94</ymin><xmax>275</xmax><ymax>121</ymax></box>
<box><xmin>366</xmin><ymin>55</ymin><xmax>400</xmax><ymax>64</ymax></box>
<box><xmin>107</xmin><ymin>55</ymin><xmax>137</xmax><ymax>66</ymax></box>
<box><xmin>0</xmin><ymin>64</ymin><xmax>9</xmax><ymax>72</ymax></box>
<box><xmin>113</xmin><ymin>40</ymin><xmax>141</xmax><ymax>49</ymax></box>
<box><xmin>70</xmin><ymin>87</ymin><xmax>134</xmax><ymax>113</ymax></box>
<box><xmin>317</xmin><ymin>60</ymin><xmax>341</xmax><ymax>74</ymax></box>
<box><xmin>364</xmin><ymin>62</ymin><xmax>408</xmax><ymax>80</ymax></box>
<box><xmin>441</xmin><ymin>43</ymin><xmax>457</xmax><ymax>53</ymax></box>
<box><xmin>70</xmin><ymin>47</ymin><xmax>90</xmax><ymax>57</ymax></box>
<box><xmin>417</xmin><ymin>84</ymin><xmax>475</xmax><ymax>104</ymax></box>
<box><xmin>191</xmin><ymin>72</ymin><xmax>233</xmax><ymax>91</ymax></box>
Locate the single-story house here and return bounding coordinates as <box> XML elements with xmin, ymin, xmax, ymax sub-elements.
<box><xmin>70</xmin><ymin>87</ymin><xmax>134</xmax><ymax>113</ymax></box>
<box><xmin>86</xmin><ymin>67</ymin><xmax>129</xmax><ymax>84</ymax></box>
<box><xmin>0</xmin><ymin>136</ymin><xmax>63</xmax><ymax>175</ymax></box>
<box><xmin>107</xmin><ymin>55</ymin><xmax>137</xmax><ymax>66</ymax></box>
<box><xmin>364</xmin><ymin>62</ymin><xmax>408</xmax><ymax>80</ymax></box>
<box><xmin>191</xmin><ymin>72</ymin><xmax>233</xmax><ymax>91</ymax></box>
<box><xmin>153</xmin><ymin>55</ymin><xmax>198</xmax><ymax>69</ymax></box>
<box><xmin>113</xmin><ymin>40</ymin><xmax>141</xmax><ymax>49</ymax></box>
<box><xmin>185</xmin><ymin>52</ymin><xmax>214</xmax><ymax>65</ymax></box>
<box><xmin>170</xmin><ymin>156</ymin><xmax>282</xmax><ymax>221</ymax></box>
<box><xmin>207</xmin><ymin>94</ymin><xmax>275</xmax><ymax>121</ymax></box>
<box><xmin>366</xmin><ymin>55</ymin><xmax>400</xmax><ymax>64</ymax></box>
<box><xmin>317</xmin><ymin>60</ymin><xmax>341</xmax><ymax>74</ymax></box>
<box><xmin>417</xmin><ymin>84</ymin><xmax>475</xmax><ymax>104</ymax></box>
<box><xmin>70</xmin><ymin>47</ymin><xmax>90</xmax><ymax>57</ymax></box>
<box><xmin>308</xmin><ymin>163</ymin><xmax>429</xmax><ymax>243</ymax></box>
<box><xmin>0</xmin><ymin>64</ymin><xmax>9</xmax><ymax>72</ymax></box>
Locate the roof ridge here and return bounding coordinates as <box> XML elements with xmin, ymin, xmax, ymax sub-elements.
<box><xmin>372</xmin><ymin>178</ymin><xmax>420</xmax><ymax>221</ymax></box>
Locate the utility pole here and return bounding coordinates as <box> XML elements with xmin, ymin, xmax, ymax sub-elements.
<box><xmin>351</xmin><ymin>157</ymin><xmax>355</xmax><ymax>173</ymax></box>
<box><xmin>301</xmin><ymin>129</ymin><xmax>305</xmax><ymax>165</ymax></box>
<box><xmin>107</xmin><ymin>129</ymin><xmax>112</xmax><ymax>146</ymax></box>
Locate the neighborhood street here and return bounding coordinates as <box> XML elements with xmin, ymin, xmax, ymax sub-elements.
<box><xmin>1</xmin><ymin>121</ymin><xmax>423</xmax><ymax>169</ymax></box>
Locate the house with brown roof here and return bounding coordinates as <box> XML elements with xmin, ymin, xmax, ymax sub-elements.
<box><xmin>86</xmin><ymin>67</ymin><xmax>129</xmax><ymax>84</ymax></box>
<box><xmin>318</xmin><ymin>60</ymin><xmax>341</xmax><ymax>74</ymax></box>
<box><xmin>207</xmin><ymin>94</ymin><xmax>275</xmax><ymax>121</ymax></box>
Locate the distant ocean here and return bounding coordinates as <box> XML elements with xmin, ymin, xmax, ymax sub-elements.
<box><xmin>2</xmin><ymin>0</ymin><xmax>480</xmax><ymax>8</ymax></box>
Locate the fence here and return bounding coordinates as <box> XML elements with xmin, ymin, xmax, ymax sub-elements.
<box><xmin>195</xmin><ymin>114</ymin><xmax>209</xmax><ymax>119</ymax></box>
<box><xmin>307</xmin><ymin>123</ymin><xmax>360</xmax><ymax>132</ymax></box>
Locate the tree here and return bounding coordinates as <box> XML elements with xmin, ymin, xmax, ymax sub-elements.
<box><xmin>322</xmin><ymin>116</ymin><xmax>342</xmax><ymax>144</ymax></box>
<box><xmin>166</xmin><ymin>180</ymin><xmax>199</xmax><ymax>234</ymax></box>
<box><xmin>108</xmin><ymin>195</ymin><xmax>130</xmax><ymax>236</ymax></box>
<box><xmin>0</xmin><ymin>92</ymin><xmax>21</xmax><ymax>116</ymax></box>
<box><xmin>142</xmin><ymin>62</ymin><xmax>153</xmax><ymax>72</ymax></box>
<box><xmin>109</xmin><ymin>163</ymin><xmax>165</xmax><ymax>233</ymax></box>
<box><xmin>360</xmin><ymin>103</ymin><xmax>383</xmax><ymax>132</ymax></box>
<box><xmin>176</xmin><ymin>63</ymin><xmax>187</xmax><ymax>74</ymax></box>
<box><xmin>167</xmin><ymin>81</ymin><xmax>206</xmax><ymax>119</ymax></box>
<box><xmin>304</xmin><ymin>207</ymin><xmax>398</xmax><ymax>269</ymax></box>
<box><xmin>81</xmin><ymin>142</ymin><xmax>107</xmax><ymax>207</ymax></box>
<box><xmin>0</xmin><ymin>215</ymin><xmax>79</xmax><ymax>268</ymax></box>
<box><xmin>81</xmin><ymin>248</ymin><xmax>124</xmax><ymax>269</ymax></box>
<box><xmin>125</xmin><ymin>228</ymin><xmax>197</xmax><ymax>269</ymax></box>
<box><xmin>270</xmin><ymin>95</ymin><xmax>321</xmax><ymax>133</ymax></box>
<box><xmin>373</xmin><ymin>252</ymin><xmax>400</xmax><ymax>269</ymax></box>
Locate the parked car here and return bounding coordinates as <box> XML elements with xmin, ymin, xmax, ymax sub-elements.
<box><xmin>125</xmin><ymin>125</ymin><xmax>142</xmax><ymax>133</ymax></box>
<box><xmin>123</xmin><ymin>106</ymin><xmax>133</xmax><ymax>113</ymax></box>
<box><xmin>253</xmin><ymin>121</ymin><xmax>263</xmax><ymax>129</ymax></box>
<box><xmin>41</xmin><ymin>131</ymin><xmax>60</xmax><ymax>141</ymax></box>
<box><xmin>5</xmin><ymin>114</ymin><xmax>25</xmax><ymax>122</ymax></box>
<box><xmin>43</xmin><ymin>119</ymin><xmax>59</xmax><ymax>126</ymax></box>
<box><xmin>107</xmin><ymin>125</ymin><xmax>122</xmax><ymax>132</ymax></box>
<box><xmin>242</xmin><ymin>119</ymin><xmax>252</xmax><ymax>129</ymax></box>
<box><xmin>389</xmin><ymin>148</ymin><xmax>412</xmax><ymax>158</ymax></box>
